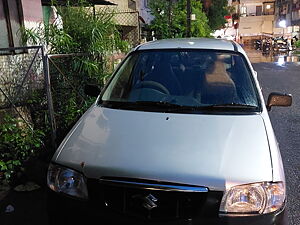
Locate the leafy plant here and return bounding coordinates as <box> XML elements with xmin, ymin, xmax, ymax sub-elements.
<box><xmin>0</xmin><ymin>115</ymin><xmax>45</xmax><ymax>183</ymax></box>
<box><xmin>295</xmin><ymin>40</ymin><xmax>300</xmax><ymax>48</ymax></box>
<box><xmin>21</xmin><ymin>4</ymin><xmax>129</xmax><ymax>85</ymax></box>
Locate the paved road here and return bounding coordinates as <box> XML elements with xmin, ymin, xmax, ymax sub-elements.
<box><xmin>253</xmin><ymin>62</ymin><xmax>300</xmax><ymax>225</ymax></box>
<box><xmin>0</xmin><ymin>62</ymin><xmax>299</xmax><ymax>225</ymax></box>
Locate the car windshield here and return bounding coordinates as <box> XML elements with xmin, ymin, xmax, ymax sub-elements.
<box><xmin>100</xmin><ymin>50</ymin><xmax>260</xmax><ymax>113</ymax></box>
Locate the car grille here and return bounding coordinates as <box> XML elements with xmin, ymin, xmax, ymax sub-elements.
<box><xmin>87</xmin><ymin>177</ymin><xmax>220</xmax><ymax>221</ymax></box>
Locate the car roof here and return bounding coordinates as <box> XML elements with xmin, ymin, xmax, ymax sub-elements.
<box><xmin>136</xmin><ymin>38</ymin><xmax>244</xmax><ymax>53</ymax></box>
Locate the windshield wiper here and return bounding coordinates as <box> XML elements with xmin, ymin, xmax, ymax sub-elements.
<box><xmin>207</xmin><ymin>103</ymin><xmax>258</xmax><ymax>108</ymax></box>
<box><xmin>132</xmin><ymin>101</ymin><xmax>183</xmax><ymax>108</ymax></box>
<box><xmin>101</xmin><ymin>101</ymin><xmax>258</xmax><ymax>112</ymax></box>
<box><xmin>130</xmin><ymin>101</ymin><xmax>201</xmax><ymax>112</ymax></box>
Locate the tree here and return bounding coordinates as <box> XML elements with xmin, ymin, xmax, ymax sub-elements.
<box><xmin>207</xmin><ymin>0</ymin><xmax>228</xmax><ymax>31</ymax></box>
<box><xmin>148</xmin><ymin>0</ymin><xmax>211</xmax><ymax>39</ymax></box>
<box><xmin>148</xmin><ymin>0</ymin><xmax>172</xmax><ymax>39</ymax></box>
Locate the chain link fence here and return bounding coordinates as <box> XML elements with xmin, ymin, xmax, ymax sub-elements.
<box><xmin>0</xmin><ymin>45</ymin><xmax>126</xmax><ymax>182</ymax></box>
<box><xmin>112</xmin><ymin>10</ymin><xmax>140</xmax><ymax>47</ymax></box>
<box><xmin>0</xmin><ymin>46</ymin><xmax>49</xmax><ymax>138</ymax></box>
<box><xmin>0</xmin><ymin>47</ymin><xmax>45</xmax><ymax>112</ymax></box>
<box><xmin>0</xmin><ymin>46</ymin><xmax>51</xmax><ymax>182</ymax></box>
<box><xmin>0</xmin><ymin>47</ymin><xmax>124</xmax><ymax>148</ymax></box>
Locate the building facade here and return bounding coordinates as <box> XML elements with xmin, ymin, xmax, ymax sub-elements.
<box><xmin>238</xmin><ymin>0</ymin><xmax>281</xmax><ymax>43</ymax></box>
<box><xmin>219</xmin><ymin>0</ymin><xmax>300</xmax><ymax>44</ymax></box>
<box><xmin>291</xmin><ymin>0</ymin><xmax>300</xmax><ymax>25</ymax></box>
<box><xmin>0</xmin><ymin>0</ymin><xmax>43</xmax><ymax>49</ymax></box>
<box><xmin>275</xmin><ymin>0</ymin><xmax>300</xmax><ymax>38</ymax></box>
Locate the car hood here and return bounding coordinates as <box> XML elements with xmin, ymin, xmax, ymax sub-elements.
<box><xmin>54</xmin><ymin>106</ymin><xmax>272</xmax><ymax>191</ymax></box>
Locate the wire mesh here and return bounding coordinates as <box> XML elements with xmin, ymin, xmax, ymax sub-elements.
<box><xmin>47</xmin><ymin>55</ymin><xmax>99</xmax><ymax>145</ymax></box>
<box><xmin>112</xmin><ymin>10</ymin><xmax>140</xmax><ymax>47</ymax></box>
<box><xmin>0</xmin><ymin>47</ymin><xmax>125</xmax><ymax>148</ymax></box>
<box><xmin>0</xmin><ymin>47</ymin><xmax>45</xmax><ymax>112</ymax></box>
<box><xmin>0</xmin><ymin>46</ymin><xmax>50</xmax><ymax>182</ymax></box>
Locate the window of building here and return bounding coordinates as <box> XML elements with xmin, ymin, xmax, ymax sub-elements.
<box><xmin>280</xmin><ymin>4</ymin><xmax>288</xmax><ymax>15</ymax></box>
<box><xmin>0</xmin><ymin>0</ymin><xmax>24</xmax><ymax>50</ymax></box>
<box><xmin>263</xmin><ymin>2</ymin><xmax>275</xmax><ymax>15</ymax></box>
<box><xmin>292</xmin><ymin>9</ymin><xmax>300</xmax><ymax>21</ymax></box>
<box><xmin>256</xmin><ymin>6</ymin><xmax>262</xmax><ymax>16</ymax></box>
<box><xmin>128</xmin><ymin>0</ymin><xmax>136</xmax><ymax>10</ymax></box>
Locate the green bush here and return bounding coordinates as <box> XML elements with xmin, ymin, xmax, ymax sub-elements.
<box><xmin>295</xmin><ymin>40</ymin><xmax>300</xmax><ymax>48</ymax></box>
<box><xmin>0</xmin><ymin>115</ymin><xmax>45</xmax><ymax>183</ymax></box>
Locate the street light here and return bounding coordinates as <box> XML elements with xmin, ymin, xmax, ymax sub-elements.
<box><xmin>279</xmin><ymin>20</ymin><xmax>286</xmax><ymax>28</ymax></box>
<box><xmin>279</xmin><ymin>19</ymin><xmax>286</xmax><ymax>37</ymax></box>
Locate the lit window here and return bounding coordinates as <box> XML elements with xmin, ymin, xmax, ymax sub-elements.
<box><xmin>263</xmin><ymin>2</ymin><xmax>274</xmax><ymax>15</ymax></box>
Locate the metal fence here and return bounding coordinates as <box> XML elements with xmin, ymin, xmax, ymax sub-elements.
<box><xmin>0</xmin><ymin>46</ymin><xmax>44</xmax><ymax>110</ymax></box>
<box><xmin>46</xmin><ymin>53</ymin><xmax>97</xmax><ymax>146</ymax></box>
<box><xmin>0</xmin><ymin>46</ymin><xmax>56</xmax><ymax>149</ymax></box>
<box><xmin>0</xmin><ymin>45</ymin><xmax>127</xmax><ymax>184</ymax></box>
<box><xmin>0</xmin><ymin>46</ymin><xmax>125</xmax><ymax>153</ymax></box>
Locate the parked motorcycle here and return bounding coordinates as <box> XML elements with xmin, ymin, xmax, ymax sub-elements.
<box><xmin>273</xmin><ymin>37</ymin><xmax>288</xmax><ymax>52</ymax></box>
<box><xmin>254</xmin><ymin>40</ymin><xmax>262</xmax><ymax>50</ymax></box>
<box><xmin>262</xmin><ymin>39</ymin><xmax>272</xmax><ymax>53</ymax></box>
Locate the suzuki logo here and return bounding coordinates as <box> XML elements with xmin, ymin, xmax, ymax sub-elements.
<box><xmin>142</xmin><ymin>194</ymin><xmax>158</xmax><ymax>210</ymax></box>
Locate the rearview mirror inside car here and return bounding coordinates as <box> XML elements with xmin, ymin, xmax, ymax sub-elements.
<box><xmin>84</xmin><ymin>84</ymin><xmax>101</xmax><ymax>97</ymax></box>
<box><xmin>267</xmin><ymin>92</ymin><xmax>292</xmax><ymax>111</ymax></box>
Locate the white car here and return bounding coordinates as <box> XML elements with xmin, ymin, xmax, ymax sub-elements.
<box><xmin>47</xmin><ymin>38</ymin><xmax>292</xmax><ymax>225</ymax></box>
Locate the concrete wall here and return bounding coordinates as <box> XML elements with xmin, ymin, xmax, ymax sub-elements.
<box><xmin>22</xmin><ymin>0</ymin><xmax>43</xmax><ymax>29</ymax></box>
<box><xmin>240</xmin><ymin>0</ymin><xmax>266</xmax><ymax>4</ymax></box>
<box><xmin>110</xmin><ymin>0</ymin><xmax>131</xmax><ymax>11</ymax></box>
<box><xmin>240</xmin><ymin>15</ymin><xmax>275</xmax><ymax>36</ymax></box>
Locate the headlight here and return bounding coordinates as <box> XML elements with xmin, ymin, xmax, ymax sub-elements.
<box><xmin>47</xmin><ymin>163</ymin><xmax>88</xmax><ymax>200</ymax></box>
<box><xmin>220</xmin><ymin>182</ymin><xmax>285</xmax><ymax>216</ymax></box>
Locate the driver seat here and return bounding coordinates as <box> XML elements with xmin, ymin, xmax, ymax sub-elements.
<box><xmin>142</xmin><ymin>61</ymin><xmax>182</xmax><ymax>95</ymax></box>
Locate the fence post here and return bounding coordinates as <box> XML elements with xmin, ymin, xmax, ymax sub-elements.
<box><xmin>42</xmin><ymin>47</ymin><xmax>57</xmax><ymax>151</ymax></box>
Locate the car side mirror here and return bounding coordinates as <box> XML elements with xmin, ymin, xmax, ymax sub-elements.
<box><xmin>267</xmin><ymin>92</ymin><xmax>292</xmax><ymax>111</ymax></box>
<box><xmin>84</xmin><ymin>84</ymin><xmax>101</xmax><ymax>97</ymax></box>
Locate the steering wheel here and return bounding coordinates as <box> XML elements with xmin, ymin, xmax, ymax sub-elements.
<box><xmin>137</xmin><ymin>81</ymin><xmax>170</xmax><ymax>95</ymax></box>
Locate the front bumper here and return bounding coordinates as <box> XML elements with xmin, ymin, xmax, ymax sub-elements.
<box><xmin>47</xmin><ymin>180</ymin><xmax>287</xmax><ymax>225</ymax></box>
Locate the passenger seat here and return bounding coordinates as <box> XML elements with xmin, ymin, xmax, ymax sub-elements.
<box><xmin>202</xmin><ymin>60</ymin><xmax>237</xmax><ymax>104</ymax></box>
